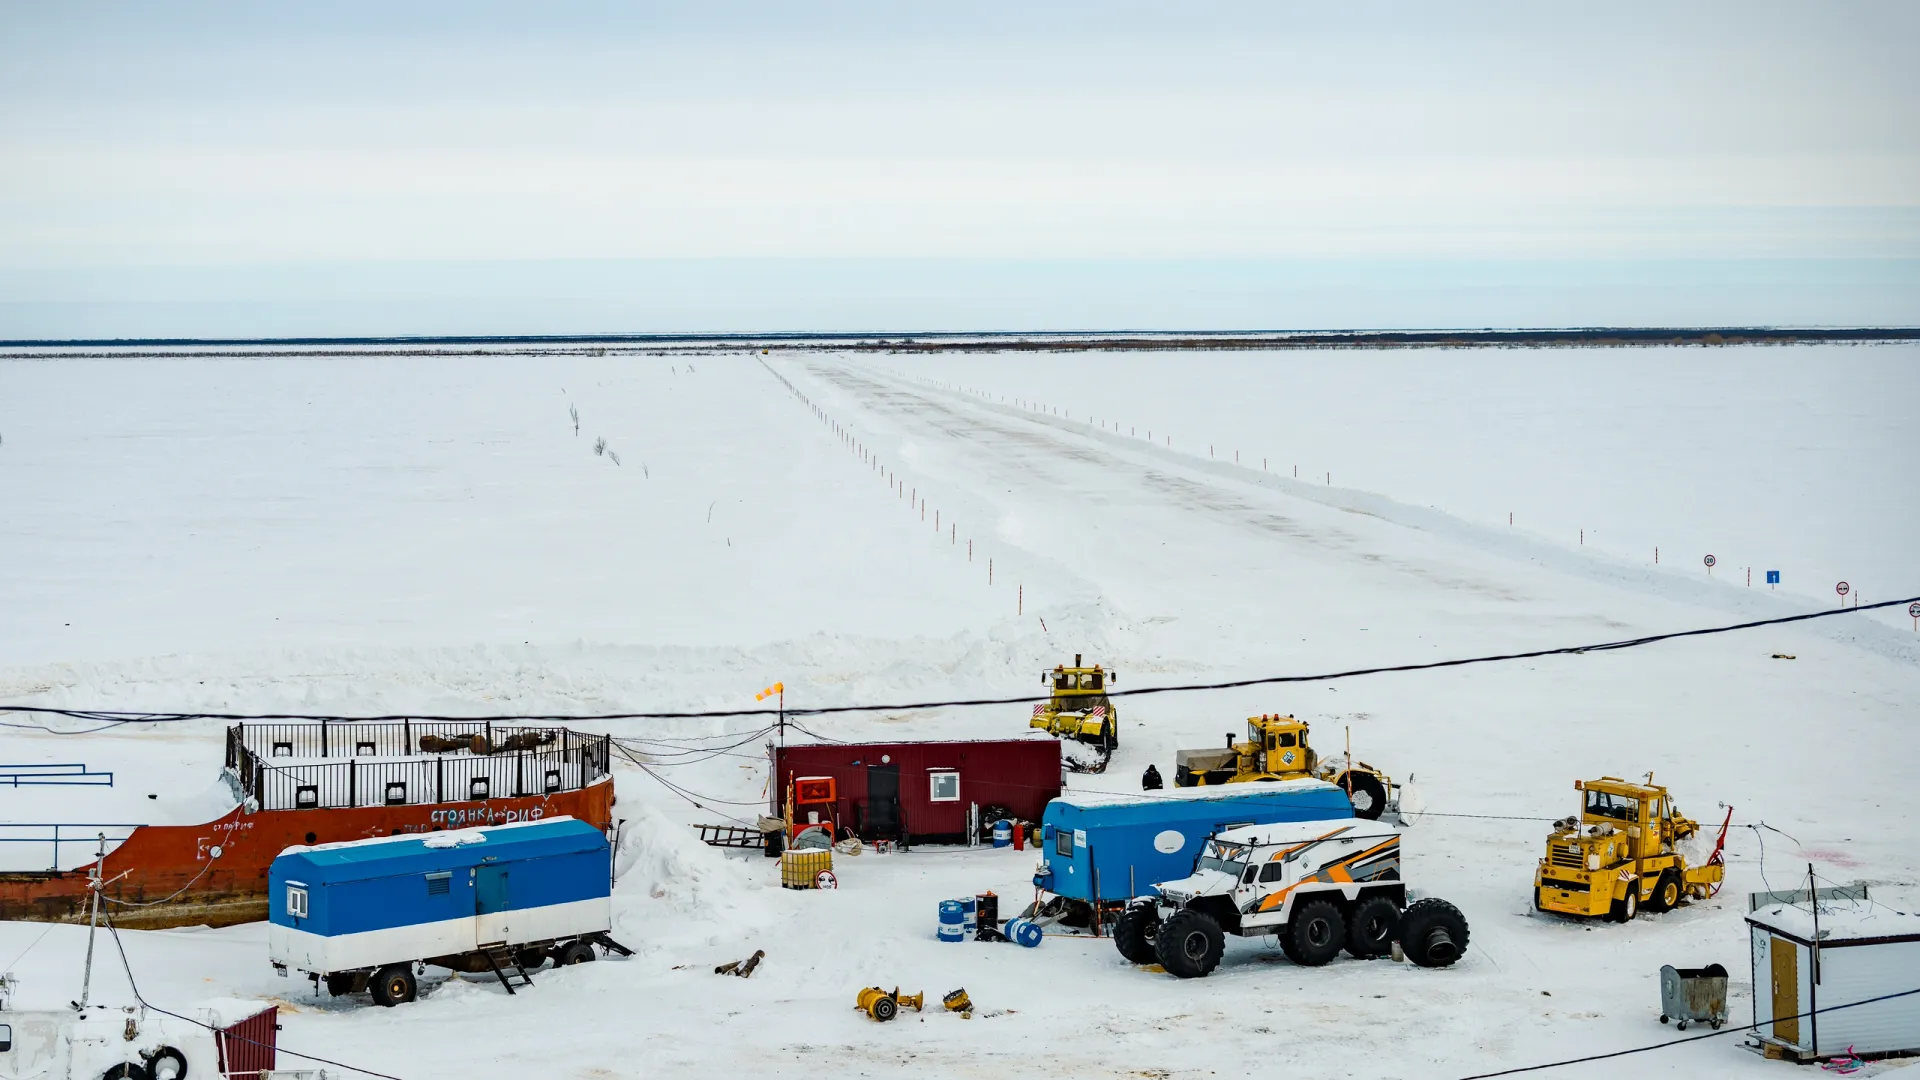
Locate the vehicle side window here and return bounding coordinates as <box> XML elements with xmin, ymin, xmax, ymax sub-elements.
<box><xmin>1241</xmin><ymin>864</ymin><xmax>1259</xmax><ymax>884</ymax></box>
<box><xmin>1055</xmin><ymin>674</ymin><xmax>1071</xmax><ymax>690</ymax></box>
<box><xmin>1259</xmin><ymin>862</ymin><xmax>1285</xmax><ymax>883</ymax></box>
<box><xmin>1086</xmin><ymin>672</ymin><xmax>1103</xmax><ymax>690</ymax></box>
<box><xmin>1277</xmin><ymin>733</ymin><xmax>1295</xmax><ymax>746</ymax></box>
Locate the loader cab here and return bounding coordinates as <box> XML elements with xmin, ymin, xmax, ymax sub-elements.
<box><xmin>1246</xmin><ymin>715</ymin><xmax>1313</xmax><ymax>778</ymax></box>
<box><xmin>1577</xmin><ymin>777</ymin><xmax>1688</xmax><ymax>860</ymax></box>
<box><xmin>1045</xmin><ymin>656</ymin><xmax>1113</xmax><ymax>701</ymax></box>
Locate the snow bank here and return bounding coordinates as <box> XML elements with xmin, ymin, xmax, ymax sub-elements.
<box><xmin>420</xmin><ymin>829</ymin><xmax>487</xmax><ymax>849</ymax></box>
<box><xmin>613</xmin><ymin>802</ymin><xmax>766</xmax><ymax>920</ymax></box>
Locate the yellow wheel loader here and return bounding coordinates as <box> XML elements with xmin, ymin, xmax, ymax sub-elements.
<box><xmin>1533</xmin><ymin>776</ymin><xmax>1729</xmax><ymax>921</ymax></box>
<box><xmin>1030</xmin><ymin>656</ymin><xmax>1120</xmax><ymax>771</ymax></box>
<box><xmin>1171</xmin><ymin>715</ymin><xmax>1399</xmax><ymax>821</ymax></box>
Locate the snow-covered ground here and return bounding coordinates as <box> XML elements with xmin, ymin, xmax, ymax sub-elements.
<box><xmin>2</xmin><ymin>347</ymin><xmax>1917</xmax><ymax>1078</ymax></box>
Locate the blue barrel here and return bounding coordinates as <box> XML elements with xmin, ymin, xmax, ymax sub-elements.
<box><xmin>939</xmin><ymin>899</ymin><xmax>965</xmax><ymax>931</ymax></box>
<box><xmin>992</xmin><ymin>820</ymin><xmax>1013</xmax><ymax>847</ymax></box>
<box><xmin>1007</xmin><ymin>917</ymin><xmax>1043</xmax><ymax>948</ymax></box>
<box><xmin>937</xmin><ymin>923</ymin><xmax>965</xmax><ymax>943</ymax></box>
<box><xmin>958</xmin><ymin>895</ymin><xmax>977</xmax><ymax>932</ymax></box>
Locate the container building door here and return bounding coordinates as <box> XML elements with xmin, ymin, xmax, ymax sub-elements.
<box><xmin>476</xmin><ymin>865</ymin><xmax>512</xmax><ymax>942</ymax></box>
<box><xmin>864</xmin><ymin>765</ymin><xmax>901</xmax><ymax>838</ymax></box>
<box><xmin>1771</xmin><ymin>936</ymin><xmax>1800</xmax><ymax>1045</ymax></box>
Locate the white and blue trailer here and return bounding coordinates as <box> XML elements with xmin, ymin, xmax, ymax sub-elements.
<box><xmin>1031</xmin><ymin>779</ymin><xmax>1354</xmax><ymax>924</ymax></box>
<box><xmin>267</xmin><ymin>816</ymin><xmax>628</xmax><ymax>1006</ymax></box>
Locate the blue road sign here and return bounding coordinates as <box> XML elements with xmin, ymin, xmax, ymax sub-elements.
<box><xmin>1766</xmin><ymin>570</ymin><xmax>1780</xmax><ymax>585</ymax></box>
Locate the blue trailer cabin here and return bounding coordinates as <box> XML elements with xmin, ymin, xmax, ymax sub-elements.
<box><xmin>1035</xmin><ymin>779</ymin><xmax>1353</xmax><ymax>904</ymax></box>
<box><xmin>267</xmin><ymin>816</ymin><xmax>614</xmax><ymax>986</ymax></box>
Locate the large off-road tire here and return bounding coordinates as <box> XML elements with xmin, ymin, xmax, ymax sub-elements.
<box><xmin>1345</xmin><ymin>895</ymin><xmax>1401</xmax><ymax>959</ymax></box>
<box><xmin>1114</xmin><ymin>904</ymin><xmax>1162</xmax><ymax>965</ymax></box>
<box><xmin>1337</xmin><ymin>772</ymin><xmax>1390</xmax><ymax>820</ymax></box>
<box><xmin>1154</xmin><ymin>909</ymin><xmax>1224</xmax><ymax>979</ymax></box>
<box><xmin>1101</xmin><ymin>721</ymin><xmax>1118</xmax><ymax>752</ymax></box>
<box><xmin>1609</xmin><ymin>882</ymin><xmax>1639</xmax><ymax>923</ymax></box>
<box><xmin>556</xmin><ymin>941</ymin><xmax>597</xmax><ymax>966</ymax></box>
<box><xmin>1282</xmin><ymin>899</ymin><xmax>1346</xmax><ymax>966</ymax></box>
<box><xmin>324</xmin><ymin>971</ymin><xmax>360</xmax><ymax>997</ymax></box>
<box><xmin>1398</xmin><ymin>898</ymin><xmax>1469</xmax><ymax>967</ymax></box>
<box><xmin>1646</xmin><ymin>870</ymin><xmax>1683</xmax><ymax>913</ymax></box>
<box><xmin>99</xmin><ymin>1064</ymin><xmax>149</xmax><ymax>1080</ymax></box>
<box><xmin>370</xmin><ymin>963</ymin><xmax>417</xmax><ymax>1007</ymax></box>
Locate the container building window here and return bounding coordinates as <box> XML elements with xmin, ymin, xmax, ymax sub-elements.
<box><xmin>928</xmin><ymin>770</ymin><xmax>960</xmax><ymax>802</ymax></box>
<box><xmin>286</xmin><ymin>884</ymin><xmax>308</xmax><ymax>918</ymax></box>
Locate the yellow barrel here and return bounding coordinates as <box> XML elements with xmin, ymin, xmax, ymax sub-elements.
<box><xmin>780</xmin><ymin>848</ymin><xmax>834</xmax><ymax>889</ymax></box>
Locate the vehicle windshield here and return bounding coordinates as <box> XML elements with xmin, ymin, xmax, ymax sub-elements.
<box><xmin>1196</xmin><ymin>840</ymin><xmax>1247</xmax><ymax>876</ymax></box>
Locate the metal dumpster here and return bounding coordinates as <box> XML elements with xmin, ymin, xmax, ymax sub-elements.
<box><xmin>1658</xmin><ymin>963</ymin><xmax>1729</xmax><ymax>1030</ymax></box>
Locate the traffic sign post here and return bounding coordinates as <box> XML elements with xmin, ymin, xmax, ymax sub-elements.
<box><xmin>1909</xmin><ymin>601</ymin><xmax>1919</xmax><ymax>631</ymax></box>
<box><xmin>1836</xmin><ymin>581</ymin><xmax>1850</xmax><ymax>608</ymax></box>
<box><xmin>1704</xmin><ymin>554</ymin><xmax>1716</xmax><ymax>575</ymax></box>
<box><xmin>1766</xmin><ymin>570</ymin><xmax>1780</xmax><ymax>589</ymax></box>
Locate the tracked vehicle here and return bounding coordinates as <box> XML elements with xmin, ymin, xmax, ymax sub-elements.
<box><xmin>1173</xmin><ymin>714</ymin><xmax>1399</xmax><ymax>820</ymax></box>
<box><xmin>1030</xmin><ymin>655</ymin><xmax>1119</xmax><ymax>771</ymax></box>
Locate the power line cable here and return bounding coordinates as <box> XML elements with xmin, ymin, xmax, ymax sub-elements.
<box><xmin>2</xmin><ymin>595</ymin><xmax>1912</xmax><ymax>727</ymax></box>
<box><xmin>1453</xmin><ymin>985</ymin><xmax>1920</xmax><ymax>1079</ymax></box>
<box><xmin>100</xmin><ymin>912</ymin><xmax>407</xmax><ymax>1080</ymax></box>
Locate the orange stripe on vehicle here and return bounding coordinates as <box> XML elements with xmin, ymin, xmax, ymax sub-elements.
<box><xmin>1265</xmin><ymin>825</ymin><xmax>1354</xmax><ymax>861</ymax></box>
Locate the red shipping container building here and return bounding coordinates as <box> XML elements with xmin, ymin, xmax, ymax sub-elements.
<box><xmin>769</xmin><ymin>738</ymin><xmax>1062</xmax><ymax>845</ymax></box>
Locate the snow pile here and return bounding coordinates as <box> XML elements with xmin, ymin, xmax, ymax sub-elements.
<box><xmin>420</xmin><ymin>829</ymin><xmax>487</xmax><ymax>849</ymax></box>
<box><xmin>613</xmin><ymin>802</ymin><xmax>765</xmax><ymax>920</ymax></box>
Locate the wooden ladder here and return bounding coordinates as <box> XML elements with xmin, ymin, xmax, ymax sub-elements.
<box><xmin>480</xmin><ymin>942</ymin><xmax>535</xmax><ymax>995</ymax></box>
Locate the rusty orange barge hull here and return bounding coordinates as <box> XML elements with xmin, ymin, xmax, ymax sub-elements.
<box><xmin>0</xmin><ymin>782</ymin><xmax>614</xmax><ymax>929</ymax></box>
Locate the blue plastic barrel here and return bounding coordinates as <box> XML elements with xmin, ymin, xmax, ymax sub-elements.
<box><xmin>937</xmin><ymin>923</ymin><xmax>965</xmax><ymax>942</ymax></box>
<box><xmin>939</xmin><ymin>899</ymin><xmax>965</xmax><ymax>927</ymax></box>
<box><xmin>958</xmin><ymin>895</ymin><xmax>977</xmax><ymax>932</ymax></box>
<box><xmin>992</xmin><ymin>820</ymin><xmax>1013</xmax><ymax>848</ymax></box>
<box><xmin>1006</xmin><ymin>917</ymin><xmax>1044</xmax><ymax>948</ymax></box>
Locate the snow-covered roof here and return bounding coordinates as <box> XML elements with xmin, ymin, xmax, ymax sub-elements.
<box><xmin>1055</xmin><ymin>776</ymin><xmax>1336</xmax><ymax>808</ymax></box>
<box><xmin>1747</xmin><ymin>899</ymin><xmax>1920</xmax><ymax>945</ymax></box>
<box><xmin>1213</xmin><ymin>818</ymin><xmax>1400</xmax><ymax>847</ymax></box>
<box><xmin>279</xmin><ymin>814</ymin><xmax>576</xmax><ymax>855</ymax></box>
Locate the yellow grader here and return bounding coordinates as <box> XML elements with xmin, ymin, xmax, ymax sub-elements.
<box><xmin>1030</xmin><ymin>656</ymin><xmax>1119</xmax><ymax>771</ymax></box>
<box><xmin>1534</xmin><ymin>775</ymin><xmax>1729</xmax><ymax>921</ymax></box>
<box><xmin>1172</xmin><ymin>714</ymin><xmax>1399</xmax><ymax>820</ymax></box>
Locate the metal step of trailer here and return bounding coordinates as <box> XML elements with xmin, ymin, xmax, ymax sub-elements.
<box><xmin>480</xmin><ymin>942</ymin><xmax>535</xmax><ymax>994</ymax></box>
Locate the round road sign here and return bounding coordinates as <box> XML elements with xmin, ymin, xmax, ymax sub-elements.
<box><xmin>1909</xmin><ymin>602</ymin><xmax>1920</xmax><ymax>619</ymax></box>
<box><xmin>1703</xmin><ymin>555</ymin><xmax>1717</xmax><ymax>568</ymax></box>
<box><xmin>1837</xmin><ymin>581</ymin><xmax>1851</xmax><ymax>596</ymax></box>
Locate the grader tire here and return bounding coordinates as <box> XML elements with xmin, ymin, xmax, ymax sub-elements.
<box><xmin>1154</xmin><ymin>909</ymin><xmax>1224</xmax><ymax>979</ymax></box>
<box><xmin>1609</xmin><ymin>883</ymin><xmax>1639</xmax><ymax>923</ymax></box>
<box><xmin>1338</xmin><ymin>772</ymin><xmax>1390</xmax><ymax>820</ymax></box>
<box><xmin>1398</xmin><ymin>898</ymin><xmax>1470</xmax><ymax>968</ymax></box>
<box><xmin>1114</xmin><ymin>904</ymin><xmax>1161</xmax><ymax>965</ymax></box>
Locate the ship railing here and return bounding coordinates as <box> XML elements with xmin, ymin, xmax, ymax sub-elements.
<box><xmin>228</xmin><ymin>723</ymin><xmax>612</xmax><ymax>812</ymax></box>
<box><xmin>0</xmin><ymin>823</ymin><xmax>142</xmax><ymax>873</ymax></box>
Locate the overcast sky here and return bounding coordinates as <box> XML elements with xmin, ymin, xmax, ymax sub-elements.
<box><xmin>2</xmin><ymin>2</ymin><xmax>1916</xmax><ymax>334</ymax></box>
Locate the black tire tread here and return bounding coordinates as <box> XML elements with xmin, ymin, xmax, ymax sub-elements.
<box><xmin>1398</xmin><ymin>897</ymin><xmax>1470</xmax><ymax>968</ymax></box>
<box><xmin>1345</xmin><ymin>894</ymin><xmax>1401</xmax><ymax>959</ymax></box>
<box><xmin>1114</xmin><ymin>904</ymin><xmax>1161</xmax><ymax>965</ymax></box>
<box><xmin>1154</xmin><ymin>909</ymin><xmax>1224</xmax><ymax>979</ymax></box>
<box><xmin>1285</xmin><ymin>898</ymin><xmax>1346</xmax><ymax>966</ymax></box>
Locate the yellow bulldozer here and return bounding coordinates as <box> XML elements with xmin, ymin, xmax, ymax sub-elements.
<box><xmin>1534</xmin><ymin>775</ymin><xmax>1729</xmax><ymax>921</ymax></box>
<box><xmin>1172</xmin><ymin>714</ymin><xmax>1399</xmax><ymax>820</ymax></box>
<box><xmin>1030</xmin><ymin>656</ymin><xmax>1120</xmax><ymax>772</ymax></box>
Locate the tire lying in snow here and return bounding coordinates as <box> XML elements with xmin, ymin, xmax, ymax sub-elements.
<box><xmin>1335</xmin><ymin>771</ymin><xmax>1390</xmax><ymax>820</ymax></box>
<box><xmin>1396</xmin><ymin>898</ymin><xmax>1470</xmax><ymax>968</ymax></box>
<box><xmin>1114</xmin><ymin>903</ymin><xmax>1161</xmax><ymax>965</ymax></box>
<box><xmin>1154</xmin><ymin>909</ymin><xmax>1224</xmax><ymax>978</ymax></box>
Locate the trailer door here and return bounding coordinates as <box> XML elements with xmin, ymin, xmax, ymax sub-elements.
<box><xmin>476</xmin><ymin>865</ymin><xmax>512</xmax><ymax>942</ymax></box>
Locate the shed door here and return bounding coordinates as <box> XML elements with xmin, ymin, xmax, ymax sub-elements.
<box><xmin>476</xmin><ymin>866</ymin><xmax>510</xmax><ymax>915</ymax></box>
<box><xmin>1771</xmin><ymin>936</ymin><xmax>1799</xmax><ymax>1045</ymax></box>
<box><xmin>863</xmin><ymin>764</ymin><xmax>901</xmax><ymax>838</ymax></box>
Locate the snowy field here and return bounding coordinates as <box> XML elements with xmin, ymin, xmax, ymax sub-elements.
<box><xmin>2</xmin><ymin>346</ymin><xmax>1918</xmax><ymax>1079</ymax></box>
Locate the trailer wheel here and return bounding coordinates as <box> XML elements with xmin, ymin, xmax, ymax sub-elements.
<box><xmin>1646</xmin><ymin>871</ymin><xmax>1682</xmax><ymax>913</ymax></box>
<box><xmin>1398</xmin><ymin>898</ymin><xmax>1470</xmax><ymax>968</ymax></box>
<box><xmin>516</xmin><ymin>948</ymin><xmax>548</xmax><ymax>971</ymax></box>
<box><xmin>1281</xmin><ymin>899</ymin><xmax>1346</xmax><ymax>966</ymax></box>
<box><xmin>1337</xmin><ymin>772</ymin><xmax>1389</xmax><ymax>820</ymax></box>
<box><xmin>1154</xmin><ymin>909</ymin><xmax>1224</xmax><ymax>978</ymax></box>
<box><xmin>324</xmin><ymin>971</ymin><xmax>361</xmax><ymax>996</ymax></box>
<box><xmin>99</xmin><ymin>1064</ymin><xmax>150</xmax><ymax>1080</ymax></box>
<box><xmin>370</xmin><ymin>963</ymin><xmax>417</xmax><ymax>1007</ymax></box>
<box><xmin>1114</xmin><ymin>904</ymin><xmax>1161</xmax><ymax>965</ymax></box>
<box><xmin>556</xmin><ymin>941</ymin><xmax>597</xmax><ymax>966</ymax></box>
<box><xmin>1345</xmin><ymin>896</ymin><xmax>1401</xmax><ymax>959</ymax></box>
<box><xmin>144</xmin><ymin>1047</ymin><xmax>188</xmax><ymax>1080</ymax></box>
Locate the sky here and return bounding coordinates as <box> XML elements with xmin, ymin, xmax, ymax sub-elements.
<box><xmin>2</xmin><ymin>2</ymin><xmax>1917</xmax><ymax>335</ymax></box>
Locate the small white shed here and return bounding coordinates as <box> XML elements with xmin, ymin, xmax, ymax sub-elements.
<box><xmin>1747</xmin><ymin>886</ymin><xmax>1920</xmax><ymax>1062</ymax></box>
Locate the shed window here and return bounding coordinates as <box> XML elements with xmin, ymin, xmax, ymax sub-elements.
<box><xmin>426</xmin><ymin>872</ymin><xmax>451</xmax><ymax>896</ymax></box>
<box><xmin>928</xmin><ymin>771</ymin><xmax>960</xmax><ymax>802</ymax></box>
<box><xmin>286</xmin><ymin>884</ymin><xmax>308</xmax><ymax>919</ymax></box>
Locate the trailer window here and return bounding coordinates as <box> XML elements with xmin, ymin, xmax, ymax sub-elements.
<box><xmin>286</xmin><ymin>884</ymin><xmax>308</xmax><ymax>919</ymax></box>
<box><xmin>1055</xmin><ymin>828</ymin><xmax>1073</xmax><ymax>857</ymax></box>
<box><xmin>928</xmin><ymin>771</ymin><xmax>960</xmax><ymax>802</ymax></box>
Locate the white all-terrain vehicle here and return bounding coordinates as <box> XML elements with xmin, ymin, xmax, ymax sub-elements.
<box><xmin>1115</xmin><ymin>817</ymin><xmax>1469</xmax><ymax>978</ymax></box>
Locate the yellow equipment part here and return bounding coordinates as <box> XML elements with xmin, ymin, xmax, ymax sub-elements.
<box><xmin>1172</xmin><ymin>715</ymin><xmax>1397</xmax><ymax>819</ymax></box>
<box><xmin>856</xmin><ymin>986</ymin><xmax>923</xmax><ymax>1021</ymax></box>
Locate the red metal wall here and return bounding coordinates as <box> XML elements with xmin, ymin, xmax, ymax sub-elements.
<box><xmin>771</xmin><ymin>739</ymin><xmax>1061</xmax><ymax>843</ymax></box>
<box><xmin>216</xmin><ymin>1005</ymin><xmax>279</xmax><ymax>1075</ymax></box>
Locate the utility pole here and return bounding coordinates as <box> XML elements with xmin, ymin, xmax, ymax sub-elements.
<box><xmin>78</xmin><ymin>833</ymin><xmax>104</xmax><ymax>1009</ymax></box>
